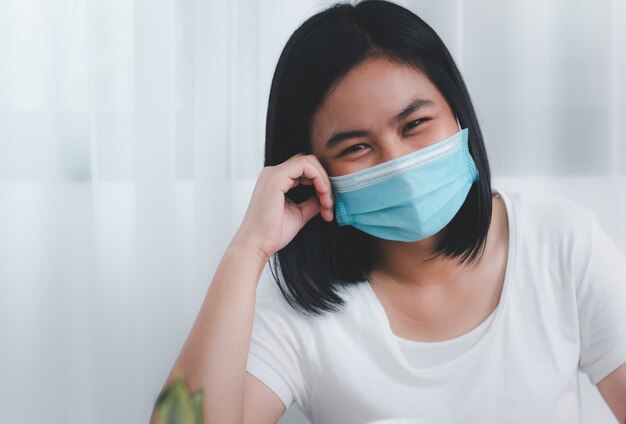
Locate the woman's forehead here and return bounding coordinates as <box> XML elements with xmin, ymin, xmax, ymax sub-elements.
<box><xmin>311</xmin><ymin>58</ymin><xmax>443</xmax><ymax>143</ymax></box>
<box><xmin>322</xmin><ymin>58</ymin><xmax>435</xmax><ymax>109</ymax></box>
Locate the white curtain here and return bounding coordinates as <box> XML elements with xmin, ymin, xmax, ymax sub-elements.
<box><xmin>0</xmin><ymin>1</ymin><xmax>623</xmax><ymax>423</ymax></box>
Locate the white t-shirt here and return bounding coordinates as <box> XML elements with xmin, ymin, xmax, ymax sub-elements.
<box><xmin>245</xmin><ymin>187</ymin><xmax>626</xmax><ymax>423</ymax></box>
<box><xmin>394</xmin><ymin>299</ymin><xmax>497</xmax><ymax>369</ymax></box>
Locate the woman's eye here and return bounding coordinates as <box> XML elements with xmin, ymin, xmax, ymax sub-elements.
<box><xmin>403</xmin><ymin>119</ymin><xmax>423</xmax><ymax>133</ymax></box>
<box><xmin>340</xmin><ymin>143</ymin><xmax>366</xmax><ymax>156</ymax></box>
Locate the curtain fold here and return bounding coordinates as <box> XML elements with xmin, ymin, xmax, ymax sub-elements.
<box><xmin>0</xmin><ymin>1</ymin><xmax>623</xmax><ymax>422</ymax></box>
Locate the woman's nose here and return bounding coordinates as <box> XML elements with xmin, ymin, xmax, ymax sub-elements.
<box><xmin>377</xmin><ymin>137</ymin><xmax>414</xmax><ymax>164</ymax></box>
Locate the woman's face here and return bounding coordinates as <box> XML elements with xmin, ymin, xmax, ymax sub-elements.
<box><xmin>310</xmin><ymin>57</ymin><xmax>460</xmax><ymax>177</ymax></box>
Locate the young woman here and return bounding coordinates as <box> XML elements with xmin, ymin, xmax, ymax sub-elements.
<box><xmin>153</xmin><ymin>1</ymin><xmax>626</xmax><ymax>423</ymax></box>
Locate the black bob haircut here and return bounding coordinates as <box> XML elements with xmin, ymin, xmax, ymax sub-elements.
<box><xmin>264</xmin><ymin>0</ymin><xmax>493</xmax><ymax>318</ymax></box>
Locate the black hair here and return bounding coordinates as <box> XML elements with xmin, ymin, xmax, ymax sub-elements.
<box><xmin>264</xmin><ymin>0</ymin><xmax>493</xmax><ymax>317</ymax></box>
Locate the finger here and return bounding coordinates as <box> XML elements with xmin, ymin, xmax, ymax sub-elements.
<box><xmin>280</xmin><ymin>157</ymin><xmax>329</xmax><ymax>199</ymax></box>
<box><xmin>288</xmin><ymin>179</ymin><xmax>332</xmax><ymax>221</ymax></box>
<box><xmin>295</xmin><ymin>177</ymin><xmax>314</xmax><ymax>185</ymax></box>
<box><xmin>302</xmin><ymin>156</ymin><xmax>334</xmax><ymax>210</ymax></box>
<box><xmin>297</xmin><ymin>194</ymin><xmax>322</xmax><ymax>225</ymax></box>
<box><xmin>285</xmin><ymin>152</ymin><xmax>306</xmax><ymax>162</ymax></box>
<box><xmin>302</xmin><ymin>155</ymin><xmax>331</xmax><ymax>193</ymax></box>
<box><xmin>280</xmin><ymin>158</ymin><xmax>333</xmax><ymax>222</ymax></box>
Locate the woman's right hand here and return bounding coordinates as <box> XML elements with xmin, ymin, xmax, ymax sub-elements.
<box><xmin>231</xmin><ymin>153</ymin><xmax>335</xmax><ymax>261</ymax></box>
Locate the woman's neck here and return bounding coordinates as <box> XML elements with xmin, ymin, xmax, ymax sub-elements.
<box><xmin>369</xmin><ymin>193</ymin><xmax>500</xmax><ymax>294</ymax></box>
<box><xmin>370</xmin><ymin>229</ymin><xmax>473</xmax><ymax>292</ymax></box>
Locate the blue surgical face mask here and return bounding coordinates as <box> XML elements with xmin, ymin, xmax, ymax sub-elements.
<box><xmin>328</xmin><ymin>118</ymin><xmax>479</xmax><ymax>242</ymax></box>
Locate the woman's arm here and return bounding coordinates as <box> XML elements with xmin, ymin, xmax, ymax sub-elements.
<box><xmin>150</xmin><ymin>153</ymin><xmax>334</xmax><ymax>423</ymax></box>
<box><xmin>150</xmin><ymin>240</ymin><xmax>268</xmax><ymax>424</ymax></box>
<box><xmin>596</xmin><ymin>362</ymin><xmax>626</xmax><ymax>423</ymax></box>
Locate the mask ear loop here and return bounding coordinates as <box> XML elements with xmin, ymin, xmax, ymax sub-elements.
<box><xmin>456</xmin><ymin>115</ymin><xmax>462</xmax><ymax>131</ymax></box>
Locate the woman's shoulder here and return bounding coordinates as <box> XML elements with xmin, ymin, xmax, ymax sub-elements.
<box><xmin>498</xmin><ymin>187</ymin><xmax>595</xmax><ymax>232</ymax></box>
<box><xmin>498</xmin><ymin>188</ymin><xmax>600</xmax><ymax>277</ymax></box>
<box><xmin>254</xmin><ymin>265</ymin><xmax>371</xmax><ymax>337</ymax></box>
<box><xmin>255</xmin><ymin>265</ymin><xmax>306</xmax><ymax>319</ymax></box>
<box><xmin>255</xmin><ymin>265</ymin><xmax>354</xmax><ymax>323</ymax></box>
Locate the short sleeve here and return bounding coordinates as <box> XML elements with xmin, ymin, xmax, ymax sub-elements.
<box><xmin>246</xmin><ymin>265</ymin><xmax>309</xmax><ymax>411</ymax></box>
<box><xmin>577</xmin><ymin>213</ymin><xmax>626</xmax><ymax>385</ymax></box>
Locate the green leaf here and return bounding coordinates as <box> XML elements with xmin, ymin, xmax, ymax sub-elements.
<box><xmin>190</xmin><ymin>389</ymin><xmax>204</xmax><ymax>424</ymax></box>
<box><xmin>155</xmin><ymin>378</ymin><xmax>204</xmax><ymax>424</ymax></box>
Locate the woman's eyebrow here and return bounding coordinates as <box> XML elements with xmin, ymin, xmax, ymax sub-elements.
<box><xmin>324</xmin><ymin>97</ymin><xmax>434</xmax><ymax>150</ymax></box>
<box><xmin>393</xmin><ymin>98</ymin><xmax>434</xmax><ymax>124</ymax></box>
